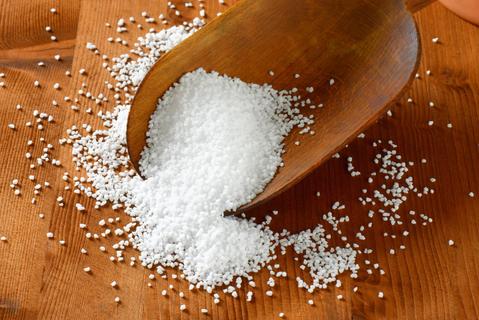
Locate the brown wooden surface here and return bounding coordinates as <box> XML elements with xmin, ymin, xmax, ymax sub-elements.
<box><xmin>0</xmin><ymin>1</ymin><xmax>479</xmax><ymax>319</ymax></box>
<box><xmin>127</xmin><ymin>0</ymin><xmax>421</xmax><ymax>212</ymax></box>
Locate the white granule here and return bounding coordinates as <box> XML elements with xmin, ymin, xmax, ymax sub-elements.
<box><xmin>64</xmin><ymin>19</ymin><xmax>377</xmax><ymax>295</ymax></box>
<box><xmin>130</xmin><ymin>68</ymin><xmax>317</xmax><ymax>288</ymax></box>
<box><xmin>110</xmin><ymin>25</ymin><xmax>198</xmax><ymax>88</ymax></box>
<box><xmin>60</xmin><ymin>21</ymin><xmax>439</xmax><ymax>295</ymax></box>
<box><xmin>86</xmin><ymin>42</ymin><xmax>97</xmax><ymax>51</ymax></box>
<box><xmin>139</xmin><ymin>68</ymin><xmax>308</xmax><ymax>211</ymax></box>
<box><xmin>67</xmin><ymin>22</ymin><xmax>351</xmax><ymax>292</ymax></box>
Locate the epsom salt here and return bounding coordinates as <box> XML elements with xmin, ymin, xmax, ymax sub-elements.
<box><xmin>0</xmin><ymin>2</ymin><xmax>445</xmax><ymax>310</ymax></box>
<box><xmin>128</xmin><ymin>70</ymin><xmax>317</xmax><ymax>284</ymax></box>
<box><xmin>51</xmin><ymin>10</ymin><xmax>446</xmax><ymax>307</ymax></box>
<box><xmin>65</xmin><ymin>20</ymin><xmax>361</xmax><ymax>293</ymax></box>
<box><xmin>139</xmin><ymin>68</ymin><xmax>309</xmax><ymax>211</ymax></box>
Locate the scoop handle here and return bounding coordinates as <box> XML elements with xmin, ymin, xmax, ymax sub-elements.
<box><xmin>407</xmin><ymin>0</ymin><xmax>435</xmax><ymax>13</ymax></box>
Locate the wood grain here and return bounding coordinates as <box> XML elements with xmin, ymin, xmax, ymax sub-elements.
<box><xmin>407</xmin><ymin>0</ymin><xmax>436</xmax><ymax>13</ymax></box>
<box><xmin>0</xmin><ymin>1</ymin><xmax>478</xmax><ymax>319</ymax></box>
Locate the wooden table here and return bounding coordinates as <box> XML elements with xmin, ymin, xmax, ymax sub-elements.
<box><xmin>0</xmin><ymin>1</ymin><xmax>478</xmax><ymax>319</ymax></box>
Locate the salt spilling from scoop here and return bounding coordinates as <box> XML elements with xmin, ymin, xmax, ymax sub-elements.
<box><xmin>130</xmin><ymin>68</ymin><xmax>318</xmax><ymax>287</ymax></box>
<box><xmin>69</xmin><ymin>22</ymin><xmax>359</xmax><ymax>291</ymax></box>
<box><xmin>62</xmin><ymin>14</ymin><xmax>438</xmax><ymax>305</ymax></box>
<box><xmin>0</xmin><ymin>1</ymin><xmax>443</xmax><ymax>313</ymax></box>
<box><xmin>138</xmin><ymin>68</ymin><xmax>310</xmax><ymax>213</ymax></box>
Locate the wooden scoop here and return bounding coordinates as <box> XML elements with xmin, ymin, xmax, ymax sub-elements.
<box><xmin>127</xmin><ymin>0</ymin><xmax>429</xmax><ymax>212</ymax></box>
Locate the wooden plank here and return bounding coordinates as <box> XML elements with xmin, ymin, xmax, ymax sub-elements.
<box><xmin>0</xmin><ymin>1</ymin><xmax>81</xmax><ymax>319</ymax></box>
<box><xmin>0</xmin><ymin>0</ymin><xmax>478</xmax><ymax>319</ymax></box>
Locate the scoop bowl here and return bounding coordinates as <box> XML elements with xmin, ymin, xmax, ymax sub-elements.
<box><xmin>127</xmin><ymin>0</ymin><xmax>427</xmax><ymax>212</ymax></box>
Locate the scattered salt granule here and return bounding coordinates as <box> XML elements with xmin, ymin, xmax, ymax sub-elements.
<box><xmin>70</xmin><ymin>52</ymin><xmax>316</xmax><ymax>290</ymax></box>
<box><xmin>62</xmin><ymin>16</ymin><xmax>434</xmax><ymax>302</ymax></box>
<box><xmin>448</xmin><ymin>239</ymin><xmax>455</xmax><ymax>246</ymax></box>
<box><xmin>110</xmin><ymin>25</ymin><xmax>198</xmax><ymax>88</ymax></box>
<box><xmin>86</xmin><ymin>42</ymin><xmax>97</xmax><ymax>51</ymax></box>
